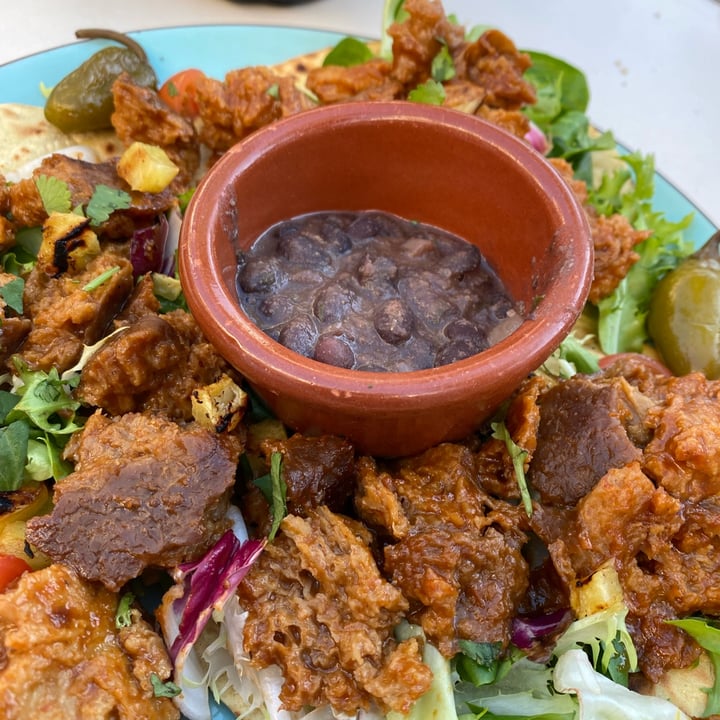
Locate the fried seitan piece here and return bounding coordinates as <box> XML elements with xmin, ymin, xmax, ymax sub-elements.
<box><xmin>356</xmin><ymin>443</ymin><xmax>529</xmax><ymax>657</ymax></box>
<box><xmin>26</xmin><ymin>411</ymin><xmax>242</xmax><ymax>591</ymax></box>
<box><xmin>527</xmin><ymin>373</ymin><xmax>645</xmax><ymax>505</ymax></box>
<box><xmin>387</xmin><ymin>0</ymin><xmax>465</xmax><ymax>88</ymax></box>
<box><xmin>306</xmin><ymin>58</ymin><xmax>400</xmax><ymax>104</ymax></box>
<box><xmin>0</xmin><ymin>271</ymin><xmax>31</xmax><ymax>368</ymax></box>
<box><xmin>237</xmin><ymin>505</ymin><xmax>432</xmax><ymax>715</ymax></box>
<box><xmin>77</xmin><ymin>309</ymin><xmax>232</xmax><ymax>421</ymax></box>
<box><xmin>307</xmin><ymin>0</ymin><xmax>534</xmax><ymax>139</ymax></box>
<box><xmin>111</xmin><ymin>72</ymin><xmax>200</xmax><ymax>189</ymax></box>
<box><xmin>0</xmin><ymin>563</ymin><xmax>179</xmax><ymax>720</ymax></box>
<box><xmin>521</xmin><ymin>363</ymin><xmax>720</xmax><ymax>682</ymax></box>
<box><xmin>20</xmin><ymin>250</ymin><xmax>134</xmax><ymax>372</ymax></box>
<box><xmin>550</xmin><ymin>157</ymin><xmax>651</xmax><ymax>303</ymax></box>
<box><xmin>194</xmin><ymin>66</ymin><xmax>316</xmax><ymax>155</ymax></box>
<box><xmin>454</xmin><ymin>28</ymin><xmax>536</xmax><ymax>111</ymax></box>
<box><xmin>643</xmin><ymin>372</ymin><xmax>720</xmax><ymax>502</ymax></box>
<box><xmin>241</xmin><ymin>433</ymin><xmax>357</xmax><ymax>536</ymax></box>
<box><xmin>8</xmin><ymin>154</ymin><xmax>177</xmax><ymax>240</ymax></box>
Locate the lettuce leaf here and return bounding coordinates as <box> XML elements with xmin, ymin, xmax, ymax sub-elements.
<box><xmin>0</xmin><ymin>360</ymin><xmax>82</xmax><ymax>488</ymax></box>
<box><xmin>554</xmin><ymin>649</ymin><xmax>690</xmax><ymax>720</ymax></box>
<box><xmin>593</xmin><ymin>153</ymin><xmax>694</xmax><ymax>353</ymax></box>
<box><xmin>666</xmin><ymin>617</ymin><xmax>720</xmax><ymax>716</ymax></box>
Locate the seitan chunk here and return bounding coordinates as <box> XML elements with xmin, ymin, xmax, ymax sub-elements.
<box><xmin>356</xmin><ymin>443</ymin><xmax>529</xmax><ymax>657</ymax></box>
<box><xmin>77</xmin><ymin>309</ymin><xmax>232</xmax><ymax>421</ymax></box>
<box><xmin>26</xmin><ymin>411</ymin><xmax>242</xmax><ymax>591</ymax></box>
<box><xmin>237</xmin><ymin>505</ymin><xmax>432</xmax><ymax>715</ymax></box>
<box><xmin>0</xmin><ymin>563</ymin><xmax>179</xmax><ymax>720</ymax></box>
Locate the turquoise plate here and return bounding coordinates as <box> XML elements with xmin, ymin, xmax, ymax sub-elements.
<box><xmin>0</xmin><ymin>24</ymin><xmax>716</xmax><ymax>720</ymax></box>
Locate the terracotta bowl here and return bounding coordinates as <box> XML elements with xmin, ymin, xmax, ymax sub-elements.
<box><xmin>179</xmin><ymin>102</ymin><xmax>592</xmax><ymax>457</ymax></box>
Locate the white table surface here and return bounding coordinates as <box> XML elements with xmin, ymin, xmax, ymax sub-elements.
<box><xmin>2</xmin><ymin>0</ymin><xmax>719</xmax><ymax>230</ymax></box>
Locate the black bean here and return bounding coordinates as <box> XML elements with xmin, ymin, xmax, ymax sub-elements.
<box><xmin>321</xmin><ymin>222</ymin><xmax>352</xmax><ymax>254</ymax></box>
<box><xmin>356</xmin><ymin>253</ymin><xmax>398</xmax><ymax>287</ymax></box>
<box><xmin>278</xmin><ymin>234</ymin><xmax>332</xmax><ymax>269</ymax></box>
<box><xmin>278</xmin><ymin>315</ymin><xmax>317</xmax><ymax>357</ymax></box>
<box><xmin>398</xmin><ymin>276</ymin><xmax>458</xmax><ymax>328</ymax></box>
<box><xmin>313</xmin><ymin>334</ymin><xmax>355</xmax><ymax>369</ymax></box>
<box><xmin>258</xmin><ymin>294</ymin><xmax>295</xmax><ymax>325</ymax></box>
<box><xmin>313</xmin><ymin>284</ymin><xmax>357</xmax><ymax>323</ymax></box>
<box><xmin>374</xmin><ymin>298</ymin><xmax>414</xmax><ymax>345</ymax></box>
<box><xmin>237</xmin><ymin>258</ymin><xmax>283</xmax><ymax>293</ymax></box>
<box><xmin>444</xmin><ymin>318</ymin><xmax>487</xmax><ymax>348</ymax></box>
<box><xmin>439</xmin><ymin>244</ymin><xmax>482</xmax><ymax>276</ymax></box>
<box><xmin>347</xmin><ymin>212</ymin><xmax>402</xmax><ymax>240</ymax></box>
<box><xmin>434</xmin><ymin>338</ymin><xmax>481</xmax><ymax>367</ymax></box>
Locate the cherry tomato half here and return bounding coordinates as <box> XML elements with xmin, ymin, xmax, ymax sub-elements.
<box><xmin>158</xmin><ymin>68</ymin><xmax>206</xmax><ymax>117</ymax></box>
<box><xmin>0</xmin><ymin>554</ymin><xmax>31</xmax><ymax>593</ymax></box>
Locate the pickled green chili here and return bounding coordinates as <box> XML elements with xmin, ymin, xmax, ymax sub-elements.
<box><xmin>44</xmin><ymin>28</ymin><xmax>156</xmax><ymax>133</ymax></box>
<box><xmin>647</xmin><ymin>230</ymin><xmax>720</xmax><ymax>378</ymax></box>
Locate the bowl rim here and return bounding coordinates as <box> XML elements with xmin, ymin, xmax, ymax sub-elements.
<box><xmin>180</xmin><ymin>101</ymin><xmax>593</xmax><ymax>409</ymax></box>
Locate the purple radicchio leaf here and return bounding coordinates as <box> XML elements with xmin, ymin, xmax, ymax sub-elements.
<box><xmin>129</xmin><ymin>213</ymin><xmax>169</xmax><ymax>278</ymax></box>
<box><xmin>169</xmin><ymin>530</ymin><xmax>265</xmax><ymax>662</ymax></box>
<box><xmin>511</xmin><ymin>607</ymin><xmax>573</xmax><ymax>650</ymax></box>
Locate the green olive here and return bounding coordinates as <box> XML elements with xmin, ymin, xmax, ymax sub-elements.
<box><xmin>44</xmin><ymin>29</ymin><xmax>156</xmax><ymax>133</ymax></box>
<box><xmin>647</xmin><ymin>230</ymin><xmax>720</xmax><ymax>378</ymax></box>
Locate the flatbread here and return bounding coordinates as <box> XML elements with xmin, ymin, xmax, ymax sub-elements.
<box><xmin>0</xmin><ymin>103</ymin><xmax>122</xmax><ymax>179</ymax></box>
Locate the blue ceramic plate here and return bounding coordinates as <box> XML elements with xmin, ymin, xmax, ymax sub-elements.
<box><xmin>0</xmin><ymin>24</ymin><xmax>716</xmax><ymax>720</ymax></box>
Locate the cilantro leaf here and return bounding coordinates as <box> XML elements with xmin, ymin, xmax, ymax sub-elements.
<box><xmin>0</xmin><ymin>276</ymin><xmax>24</xmax><ymax>313</ymax></box>
<box><xmin>323</xmin><ymin>37</ymin><xmax>375</xmax><ymax>67</ymax></box>
<box><xmin>150</xmin><ymin>673</ymin><xmax>181</xmax><ymax>698</ymax></box>
<box><xmin>491</xmin><ymin>421</ymin><xmax>532</xmax><ymax>516</ymax></box>
<box><xmin>116</xmin><ymin>591</ymin><xmax>136</xmax><ymax>629</ymax></box>
<box><xmin>253</xmin><ymin>451</ymin><xmax>287</xmax><ymax>541</ymax></box>
<box><xmin>431</xmin><ymin>43</ymin><xmax>456</xmax><ymax>82</ymax></box>
<box><xmin>85</xmin><ymin>184</ymin><xmax>132</xmax><ymax>226</ymax></box>
<box><xmin>408</xmin><ymin>79</ymin><xmax>446</xmax><ymax>105</ymax></box>
<box><xmin>35</xmin><ymin>175</ymin><xmax>72</xmax><ymax>214</ymax></box>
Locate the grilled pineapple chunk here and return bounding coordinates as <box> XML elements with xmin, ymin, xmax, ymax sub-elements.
<box><xmin>192</xmin><ymin>374</ymin><xmax>248</xmax><ymax>433</ymax></box>
<box><xmin>117</xmin><ymin>141</ymin><xmax>179</xmax><ymax>192</ymax></box>
<box><xmin>38</xmin><ymin>212</ymin><xmax>100</xmax><ymax>275</ymax></box>
<box><xmin>571</xmin><ymin>561</ymin><xmax>624</xmax><ymax>618</ymax></box>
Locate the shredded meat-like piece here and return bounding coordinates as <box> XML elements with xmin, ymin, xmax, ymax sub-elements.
<box><xmin>522</xmin><ymin>365</ymin><xmax>720</xmax><ymax>682</ymax></box>
<box><xmin>643</xmin><ymin>373</ymin><xmax>720</xmax><ymax>502</ymax></box>
<box><xmin>455</xmin><ymin>28</ymin><xmax>536</xmax><ymax>110</ymax></box>
<box><xmin>195</xmin><ymin>67</ymin><xmax>315</xmax><ymax>154</ymax></box>
<box><xmin>388</xmin><ymin>0</ymin><xmax>464</xmax><ymax>87</ymax></box>
<box><xmin>237</xmin><ymin>506</ymin><xmax>432</xmax><ymax>714</ymax></box>
<box><xmin>0</xmin><ymin>563</ymin><xmax>179</xmax><ymax>720</ymax></box>
<box><xmin>550</xmin><ymin>157</ymin><xmax>651</xmax><ymax>302</ymax></box>
<box><xmin>307</xmin><ymin>58</ymin><xmax>397</xmax><ymax>104</ymax></box>
<box><xmin>356</xmin><ymin>444</ymin><xmax>529</xmax><ymax>656</ymax></box>
<box><xmin>77</xmin><ymin>309</ymin><xmax>232</xmax><ymax>420</ymax></box>
<box><xmin>26</xmin><ymin>411</ymin><xmax>241</xmax><ymax>591</ymax></box>
<box><xmin>20</xmin><ymin>250</ymin><xmax>134</xmax><ymax>372</ymax></box>
<box><xmin>111</xmin><ymin>72</ymin><xmax>200</xmax><ymax>189</ymax></box>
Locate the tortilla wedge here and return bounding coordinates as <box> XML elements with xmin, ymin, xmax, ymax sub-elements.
<box><xmin>0</xmin><ymin>103</ymin><xmax>123</xmax><ymax>179</ymax></box>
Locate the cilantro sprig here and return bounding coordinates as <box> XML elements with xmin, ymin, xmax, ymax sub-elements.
<box><xmin>35</xmin><ymin>175</ymin><xmax>131</xmax><ymax>227</ymax></box>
